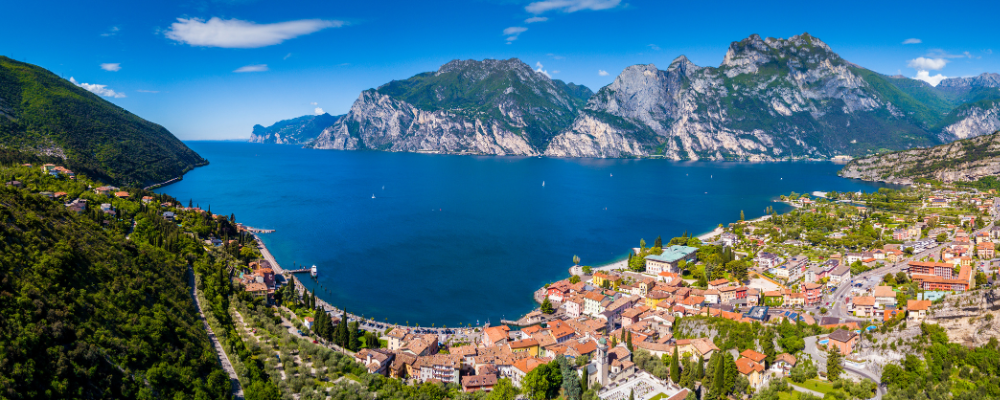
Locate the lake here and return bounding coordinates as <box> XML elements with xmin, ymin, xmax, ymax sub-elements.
<box><xmin>158</xmin><ymin>141</ymin><xmax>893</xmax><ymax>326</ymax></box>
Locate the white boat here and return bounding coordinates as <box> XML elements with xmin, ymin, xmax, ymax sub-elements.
<box><xmin>311</xmin><ymin>265</ymin><xmax>318</xmax><ymax>277</ymax></box>
<box><xmin>372</xmin><ymin>194</ymin><xmax>375</xmax><ymax>199</ymax></box>
<box><xmin>542</xmin><ymin>181</ymin><xmax>545</xmax><ymax>187</ymax></box>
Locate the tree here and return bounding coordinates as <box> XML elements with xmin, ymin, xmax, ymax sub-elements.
<box><xmin>740</xmin><ymin>210</ymin><xmax>745</xmax><ymax>222</ymax></box>
<box><xmin>573</xmin><ymin>254</ymin><xmax>581</xmax><ymax>265</ymax></box>
<box><xmin>582</xmin><ymin>266</ymin><xmax>592</xmax><ymax>275</ymax></box>
<box><xmin>827</xmin><ymin>348</ymin><xmax>844</xmax><ymax>381</ymax></box>
<box><xmin>569</xmin><ymin>275</ymin><xmax>581</xmax><ymax>284</ymax></box>
<box><xmin>654</xmin><ymin>236</ymin><xmax>663</xmax><ymax>248</ymax></box>
<box><xmin>936</xmin><ymin>232</ymin><xmax>947</xmax><ymax>242</ymax></box>
<box><xmin>541</xmin><ymin>298</ymin><xmax>555</xmax><ymax>314</ymax></box>
<box><xmin>671</xmin><ymin>347</ymin><xmax>681</xmax><ymax>383</ymax></box>
<box><xmin>626</xmin><ymin>331</ymin><xmax>633</xmax><ymax>352</ymax></box>
<box><xmin>895</xmin><ymin>271</ymin><xmax>909</xmax><ymax>284</ymax></box>
<box><xmin>486</xmin><ymin>378</ymin><xmax>519</xmax><ymax>400</ymax></box>
<box><xmin>640</xmin><ymin>238</ymin><xmax>647</xmax><ymax>250</ymax></box>
<box><xmin>349</xmin><ymin>321</ymin><xmax>360</xmax><ymax>351</ymax></box>
<box><xmin>522</xmin><ymin>363</ymin><xmax>560</xmax><ymax>400</ymax></box>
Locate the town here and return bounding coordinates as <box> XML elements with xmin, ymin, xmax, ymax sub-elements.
<box><xmin>4</xmin><ymin>162</ymin><xmax>999</xmax><ymax>400</ymax></box>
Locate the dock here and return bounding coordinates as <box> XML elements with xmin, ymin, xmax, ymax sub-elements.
<box><xmin>245</xmin><ymin>226</ymin><xmax>275</xmax><ymax>233</ymax></box>
<box><xmin>285</xmin><ymin>268</ymin><xmax>311</xmax><ymax>274</ymax></box>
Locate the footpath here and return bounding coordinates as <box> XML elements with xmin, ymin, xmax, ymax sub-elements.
<box><xmin>188</xmin><ymin>268</ymin><xmax>244</xmax><ymax>399</ymax></box>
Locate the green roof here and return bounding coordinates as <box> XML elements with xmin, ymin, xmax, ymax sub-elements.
<box><xmin>644</xmin><ymin>245</ymin><xmax>699</xmax><ymax>263</ymax></box>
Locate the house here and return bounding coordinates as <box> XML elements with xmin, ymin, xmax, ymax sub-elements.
<box><xmin>675</xmin><ymin>337</ymin><xmax>719</xmax><ymax>361</ymax></box>
<box><xmin>511</xmin><ymin>357</ymin><xmax>550</xmax><ymax>388</ymax></box>
<box><xmin>873</xmin><ymin>286</ymin><xmax>896</xmax><ymax>307</ymax></box>
<box><xmin>755</xmin><ymin>252</ymin><xmax>782</xmax><ymax>269</ymax></box>
<box><xmin>508</xmin><ymin>338</ymin><xmax>540</xmax><ymax>356</ymax></box>
<box><xmin>142</xmin><ymin>196</ymin><xmax>154</xmax><ymax>203</ymax></box>
<box><xmin>644</xmin><ymin>245</ymin><xmax>699</xmax><ymax>274</ymax></box>
<box><xmin>592</xmin><ymin>272</ymin><xmax>620</xmax><ymax>287</ymax></box>
<box><xmin>462</xmin><ymin>374</ymin><xmax>497</xmax><ymax>393</ymax></box>
<box><xmin>163</xmin><ymin>211</ymin><xmax>176</xmax><ymax>221</ymax></box>
<box><xmin>720</xmin><ymin>232</ymin><xmax>738</xmax><ymax>247</ymax></box>
<box><xmin>978</xmin><ymin>242</ymin><xmax>995</xmax><ymax>259</ymax></box>
<box><xmin>907</xmin><ymin>300</ymin><xmax>932</xmax><ymax>323</ymax></box>
<box><xmin>5</xmin><ymin>180</ymin><xmax>22</xmax><ymax>188</ymax></box>
<box><xmin>736</xmin><ymin>356</ymin><xmax>766</xmax><ymax>388</ymax></box>
<box><xmin>850</xmin><ymin>296</ymin><xmax>877</xmax><ymax>318</ymax></box>
<box><xmin>893</xmin><ymin>229</ymin><xmax>910</xmax><ymax>241</ymax></box>
<box><xmin>703</xmin><ymin>289</ymin><xmax>720</xmax><ymax>305</ymax></box>
<box><xmin>708</xmin><ymin>278</ymin><xmax>731</xmax><ymax>290</ymax></box>
<box><xmin>482</xmin><ymin>325</ymin><xmax>511</xmax><ymax>347</ymax></box>
<box><xmin>583</xmin><ymin>291</ymin><xmax>610</xmax><ymax>316</ymax></box>
<box><xmin>827</xmin><ymin>329</ymin><xmax>858</xmax><ymax>355</ymax></box>
<box><xmin>773</xmin><ymin>353</ymin><xmax>797</xmax><ymax>376</ymax></box>
<box><xmin>416</xmin><ymin>354</ymin><xmax>462</xmax><ymax>383</ymax></box>
<box><xmin>387</xmin><ymin>329</ymin><xmax>411</xmax><ymax>351</ymax></box>
<box><xmin>910</xmin><ymin>264</ymin><xmax>974</xmax><ymax>292</ymax></box>
<box><xmin>114</xmin><ymin>191</ymin><xmax>130</xmax><ymax>198</ymax></box>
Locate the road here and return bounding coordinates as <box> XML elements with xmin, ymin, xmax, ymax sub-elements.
<box><xmin>189</xmin><ymin>268</ymin><xmax>244</xmax><ymax>399</ymax></box>
<box><xmin>803</xmin><ymin>336</ymin><xmax>885</xmax><ymax>398</ymax></box>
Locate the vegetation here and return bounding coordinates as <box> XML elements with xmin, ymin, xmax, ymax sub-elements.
<box><xmin>0</xmin><ymin>56</ymin><xmax>207</xmax><ymax>186</ymax></box>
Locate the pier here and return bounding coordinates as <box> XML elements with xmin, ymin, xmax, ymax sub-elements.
<box><xmin>245</xmin><ymin>226</ymin><xmax>275</xmax><ymax>233</ymax></box>
<box><xmin>285</xmin><ymin>268</ymin><xmax>311</xmax><ymax>274</ymax></box>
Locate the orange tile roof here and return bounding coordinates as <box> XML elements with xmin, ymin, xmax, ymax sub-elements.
<box><xmin>735</xmin><ymin>357</ymin><xmax>764</xmax><ymax>375</ymax></box>
<box><xmin>740</xmin><ymin>349</ymin><xmax>767</xmax><ymax>363</ymax></box>
<box><xmin>907</xmin><ymin>299</ymin><xmax>932</xmax><ymax>311</ymax></box>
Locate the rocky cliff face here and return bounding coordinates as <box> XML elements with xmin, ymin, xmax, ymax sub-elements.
<box><xmin>943</xmin><ymin>102</ymin><xmax>1000</xmax><ymax>139</ymax></box>
<box><xmin>310</xmin><ymin>58</ymin><xmax>590</xmax><ymax>155</ymax></box>
<box><xmin>938</xmin><ymin>73</ymin><xmax>1000</xmax><ymax>88</ymax></box>
<box><xmin>840</xmin><ymin>130</ymin><xmax>1000</xmax><ymax>184</ymax></box>
<box><xmin>250</xmin><ymin>113</ymin><xmax>340</xmax><ymax>145</ymax></box>
<box><xmin>546</xmin><ymin>33</ymin><xmax>937</xmax><ymax>160</ymax></box>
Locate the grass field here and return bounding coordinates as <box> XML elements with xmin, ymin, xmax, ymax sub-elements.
<box><xmin>792</xmin><ymin>379</ymin><xmax>836</xmax><ymax>394</ymax></box>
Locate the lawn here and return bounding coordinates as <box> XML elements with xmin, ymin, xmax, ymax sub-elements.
<box><xmin>648</xmin><ymin>393</ymin><xmax>670</xmax><ymax>400</ymax></box>
<box><xmin>792</xmin><ymin>379</ymin><xmax>836</xmax><ymax>394</ymax></box>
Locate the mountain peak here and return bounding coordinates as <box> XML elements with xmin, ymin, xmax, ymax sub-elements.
<box><xmin>721</xmin><ymin>32</ymin><xmax>839</xmax><ymax>72</ymax></box>
<box><xmin>667</xmin><ymin>55</ymin><xmax>699</xmax><ymax>73</ymax></box>
<box><xmin>938</xmin><ymin>72</ymin><xmax>1000</xmax><ymax>88</ymax></box>
<box><xmin>436</xmin><ymin>58</ymin><xmax>532</xmax><ymax>76</ymax></box>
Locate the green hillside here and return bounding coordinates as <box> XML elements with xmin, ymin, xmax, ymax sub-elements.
<box><xmin>0</xmin><ymin>166</ymin><xmax>233</xmax><ymax>399</ymax></box>
<box><xmin>0</xmin><ymin>56</ymin><xmax>206</xmax><ymax>186</ymax></box>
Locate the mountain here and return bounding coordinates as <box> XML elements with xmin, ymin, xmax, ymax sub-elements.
<box><xmin>249</xmin><ymin>113</ymin><xmax>341</xmax><ymax>145</ymax></box>
<box><xmin>0</xmin><ymin>56</ymin><xmax>206</xmax><ymax>186</ymax></box>
<box><xmin>309</xmin><ymin>58</ymin><xmax>592</xmax><ymax>155</ymax></box>
<box><xmin>304</xmin><ymin>34</ymin><xmax>998</xmax><ymax>159</ymax></box>
<box><xmin>548</xmin><ymin>33</ymin><xmax>961</xmax><ymax>159</ymax></box>
<box><xmin>839</xmin><ymin>130</ymin><xmax>1000</xmax><ymax>184</ymax></box>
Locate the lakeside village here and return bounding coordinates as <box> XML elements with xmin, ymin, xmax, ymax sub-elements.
<box><xmin>5</xmin><ymin>162</ymin><xmax>1000</xmax><ymax>400</ymax></box>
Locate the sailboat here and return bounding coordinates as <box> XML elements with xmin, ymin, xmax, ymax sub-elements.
<box><xmin>542</xmin><ymin>181</ymin><xmax>545</xmax><ymax>187</ymax></box>
<box><xmin>372</xmin><ymin>194</ymin><xmax>375</xmax><ymax>199</ymax></box>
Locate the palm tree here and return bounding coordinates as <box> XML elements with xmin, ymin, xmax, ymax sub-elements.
<box><xmin>573</xmin><ymin>255</ymin><xmax>581</xmax><ymax>265</ymax></box>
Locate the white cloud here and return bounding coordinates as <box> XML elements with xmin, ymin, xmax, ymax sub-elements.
<box><xmin>234</xmin><ymin>64</ymin><xmax>268</xmax><ymax>73</ymax></box>
<box><xmin>547</xmin><ymin>53</ymin><xmax>565</xmax><ymax>60</ymax></box>
<box><xmin>503</xmin><ymin>26</ymin><xmax>527</xmax><ymax>42</ymax></box>
<box><xmin>136</xmin><ymin>89</ymin><xmax>159</xmax><ymax>93</ymax></box>
<box><xmin>526</xmin><ymin>0</ymin><xmax>621</xmax><ymax>14</ymax></box>
<box><xmin>535</xmin><ymin>61</ymin><xmax>550</xmax><ymax>78</ymax></box>
<box><xmin>101</xmin><ymin>26</ymin><xmax>119</xmax><ymax>37</ymax></box>
<box><xmin>926</xmin><ymin>48</ymin><xmax>972</xmax><ymax>59</ymax></box>
<box><xmin>69</xmin><ymin>77</ymin><xmax>126</xmax><ymax>98</ymax></box>
<box><xmin>552</xmin><ymin>70</ymin><xmax>560</xmax><ymax>74</ymax></box>
<box><xmin>986</xmin><ymin>49</ymin><xmax>994</xmax><ymax>55</ymax></box>
<box><xmin>913</xmin><ymin>70</ymin><xmax>948</xmax><ymax>86</ymax></box>
<box><xmin>907</xmin><ymin>57</ymin><xmax>948</xmax><ymax>70</ymax></box>
<box><xmin>902</xmin><ymin>38</ymin><xmax>921</xmax><ymax>45</ymax></box>
<box><xmin>647</xmin><ymin>44</ymin><xmax>661</xmax><ymax>51</ymax></box>
<box><xmin>525</xmin><ymin>17</ymin><xmax>548</xmax><ymax>23</ymax></box>
<box><xmin>284</xmin><ymin>53</ymin><xmax>292</xmax><ymax>60</ymax></box>
<box><xmin>311</xmin><ymin>102</ymin><xmax>318</xmax><ymax>105</ymax></box>
<box><xmin>314</xmin><ymin>107</ymin><xmax>325</xmax><ymax>115</ymax></box>
<box><xmin>100</xmin><ymin>63</ymin><xmax>121</xmax><ymax>72</ymax></box>
<box><xmin>165</xmin><ymin>17</ymin><xmax>343</xmax><ymax>48</ymax></box>
<box><xmin>598</xmin><ymin>70</ymin><xmax>609</xmax><ymax>76</ymax></box>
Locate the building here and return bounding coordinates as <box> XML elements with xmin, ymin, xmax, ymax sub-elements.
<box><xmin>755</xmin><ymin>252</ymin><xmax>782</xmax><ymax>269</ymax></box>
<box><xmin>828</xmin><ymin>265</ymin><xmax>851</xmax><ymax>286</ymax></box>
<box><xmin>482</xmin><ymin>325</ymin><xmax>511</xmax><ymax>347</ymax></box>
<box><xmin>462</xmin><ymin>374</ymin><xmax>497</xmax><ymax>393</ymax></box>
<box><xmin>508</xmin><ymin>338</ymin><xmax>540</xmax><ymax>356</ymax></box>
<box><xmin>773</xmin><ymin>353</ymin><xmax>797</xmax><ymax>376</ymax></box>
<box><xmin>644</xmin><ymin>245</ymin><xmax>699</xmax><ymax>274</ymax></box>
<box><xmin>873</xmin><ymin>286</ymin><xmax>896</xmax><ymax>307</ymax></box>
<box><xmin>850</xmin><ymin>296</ymin><xmax>877</xmax><ymax>318</ymax></box>
<box><xmin>978</xmin><ymin>242</ymin><xmax>995</xmax><ymax>259</ymax></box>
<box><xmin>735</xmin><ymin>356</ymin><xmax>766</xmax><ymax>389</ymax></box>
<box><xmin>827</xmin><ymin>329</ymin><xmax>858</xmax><ymax>355</ymax></box>
<box><xmin>907</xmin><ymin>300</ymin><xmax>932</xmax><ymax>323</ymax></box>
<box><xmin>802</xmin><ymin>283</ymin><xmax>822</xmax><ymax>306</ymax></box>
<box><xmin>417</xmin><ymin>354</ymin><xmax>461</xmax><ymax>383</ymax></box>
<box><xmin>910</xmin><ymin>264</ymin><xmax>973</xmax><ymax>292</ymax></box>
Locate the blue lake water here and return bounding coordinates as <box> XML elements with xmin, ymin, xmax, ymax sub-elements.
<box><xmin>159</xmin><ymin>141</ymin><xmax>893</xmax><ymax>326</ymax></box>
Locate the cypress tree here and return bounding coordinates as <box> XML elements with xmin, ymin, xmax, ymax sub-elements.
<box><xmin>712</xmin><ymin>353</ymin><xmax>727</xmax><ymax>398</ymax></box>
<box><xmin>626</xmin><ymin>331</ymin><xmax>633</xmax><ymax>352</ymax></box>
<box><xmin>670</xmin><ymin>347</ymin><xmax>681</xmax><ymax>383</ymax></box>
<box><xmin>696</xmin><ymin>356</ymin><xmax>704</xmax><ymax>380</ymax></box>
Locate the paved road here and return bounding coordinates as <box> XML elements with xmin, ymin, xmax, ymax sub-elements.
<box><xmin>789</xmin><ymin>383</ymin><xmax>826</xmax><ymax>398</ymax></box>
<box><xmin>189</xmin><ymin>269</ymin><xmax>244</xmax><ymax>400</ymax></box>
<box><xmin>804</xmin><ymin>336</ymin><xmax>885</xmax><ymax>398</ymax></box>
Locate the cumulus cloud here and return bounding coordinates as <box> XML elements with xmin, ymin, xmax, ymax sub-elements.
<box><xmin>902</xmin><ymin>38</ymin><xmax>921</xmax><ymax>44</ymax></box>
<box><xmin>69</xmin><ymin>77</ymin><xmax>126</xmax><ymax>98</ymax></box>
<box><xmin>914</xmin><ymin>70</ymin><xmax>948</xmax><ymax>86</ymax></box>
<box><xmin>165</xmin><ymin>17</ymin><xmax>343</xmax><ymax>48</ymax></box>
<box><xmin>314</xmin><ymin>107</ymin><xmax>325</xmax><ymax>115</ymax></box>
<box><xmin>526</xmin><ymin>0</ymin><xmax>621</xmax><ymax>14</ymax></box>
<box><xmin>647</xmin><ymin>44</ymin><xmax>661</xmax><ymax>51</ymax></box>
<box><xmin>100</xmin><ymin>63</ymin><xmax>121</xmax><ymax>72</ymax></box>
<box><xmin>907</xmin><ymin>57</ymin><xmax>948</xmax><ymax>70</ymax></box>
<box><xmin>234</xmin><ymin>64</ymin><xmax>268</xmax><ymax>73</ymax></box>
<box><xmin>534</xmin><ymin>61</ymin><xmax>550</xmax><ymax>78</ymax></box>
<box><xmin>525</xmin><ymin>17</ymin><xmax>548</xmax><ymax>23</ymax></box>
<box><xmin>503</xmin><ymin>26</ymin><xmax>527</xmax><ymax>42</ymax></box>
<box><xmin>598</xmin><ymin>70</ymin><xmax>609</xmax><ymax>76</ymax></box>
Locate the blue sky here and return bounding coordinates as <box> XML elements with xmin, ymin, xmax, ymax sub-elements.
<box><xmin>2</xmin><ymin>0</ymin><xmax>997</xmax><ymax>140</ymax></box>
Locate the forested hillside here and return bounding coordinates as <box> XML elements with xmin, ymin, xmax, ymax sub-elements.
<box><xmin>0</xmin><ymin>56</ymin><xmax>206</xmax><ymax>186</ymax></box>
<box><xmin>0</xmin><ymin>166</ymin><xmax>231</xmax><ymax>399</ymax></box>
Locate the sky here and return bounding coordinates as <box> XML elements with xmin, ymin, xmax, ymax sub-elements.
<box><xmin>2</xmin><ymin>0</ymin><xmax>997</xmax><ymax>140</ymax></box>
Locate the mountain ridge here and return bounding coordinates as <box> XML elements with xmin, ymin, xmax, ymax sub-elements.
<box><xmin>0</xmin><ymin>56</ymin><xmax>207</xmax><ymax>185</ymax></box>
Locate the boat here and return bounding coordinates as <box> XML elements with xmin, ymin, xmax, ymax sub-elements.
<box><xmin>311</xmin><ymin>265</ymin><xmax>318</xmax><ymax>277</ymax></box>
<box><xmin>542</xmin><ymin>181</ymin><xmax>545</xmax><ymax>187</ymax></box>
<box><xmin>372</xmin><ymin>194</ymin><xmax>375</xmax><ymax>199</ymax></box>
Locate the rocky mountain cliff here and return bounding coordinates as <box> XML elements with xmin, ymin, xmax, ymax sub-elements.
<box><xmin>283</xmin><ymin>33</ymin><xmax>1000</xmax><ymax>159</ymax></box>
<box><xmin>250</xmin><ymin>113</ymin><xmax>340</xmax><ymax>145</ymax></box>
<box><xmin>308</xmin><ymin>58</ymin><xmax>592</xmax><ymax>155</ymax></box>
<box><xmin>839</xmin><ymin>130</ymin><xmax>1000</xmax><ymax>184</ymax></box>
<box><xmin>547</xmin><ymin>33</ymin><xmax>952</xmax><ymax>159</ymax></box>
